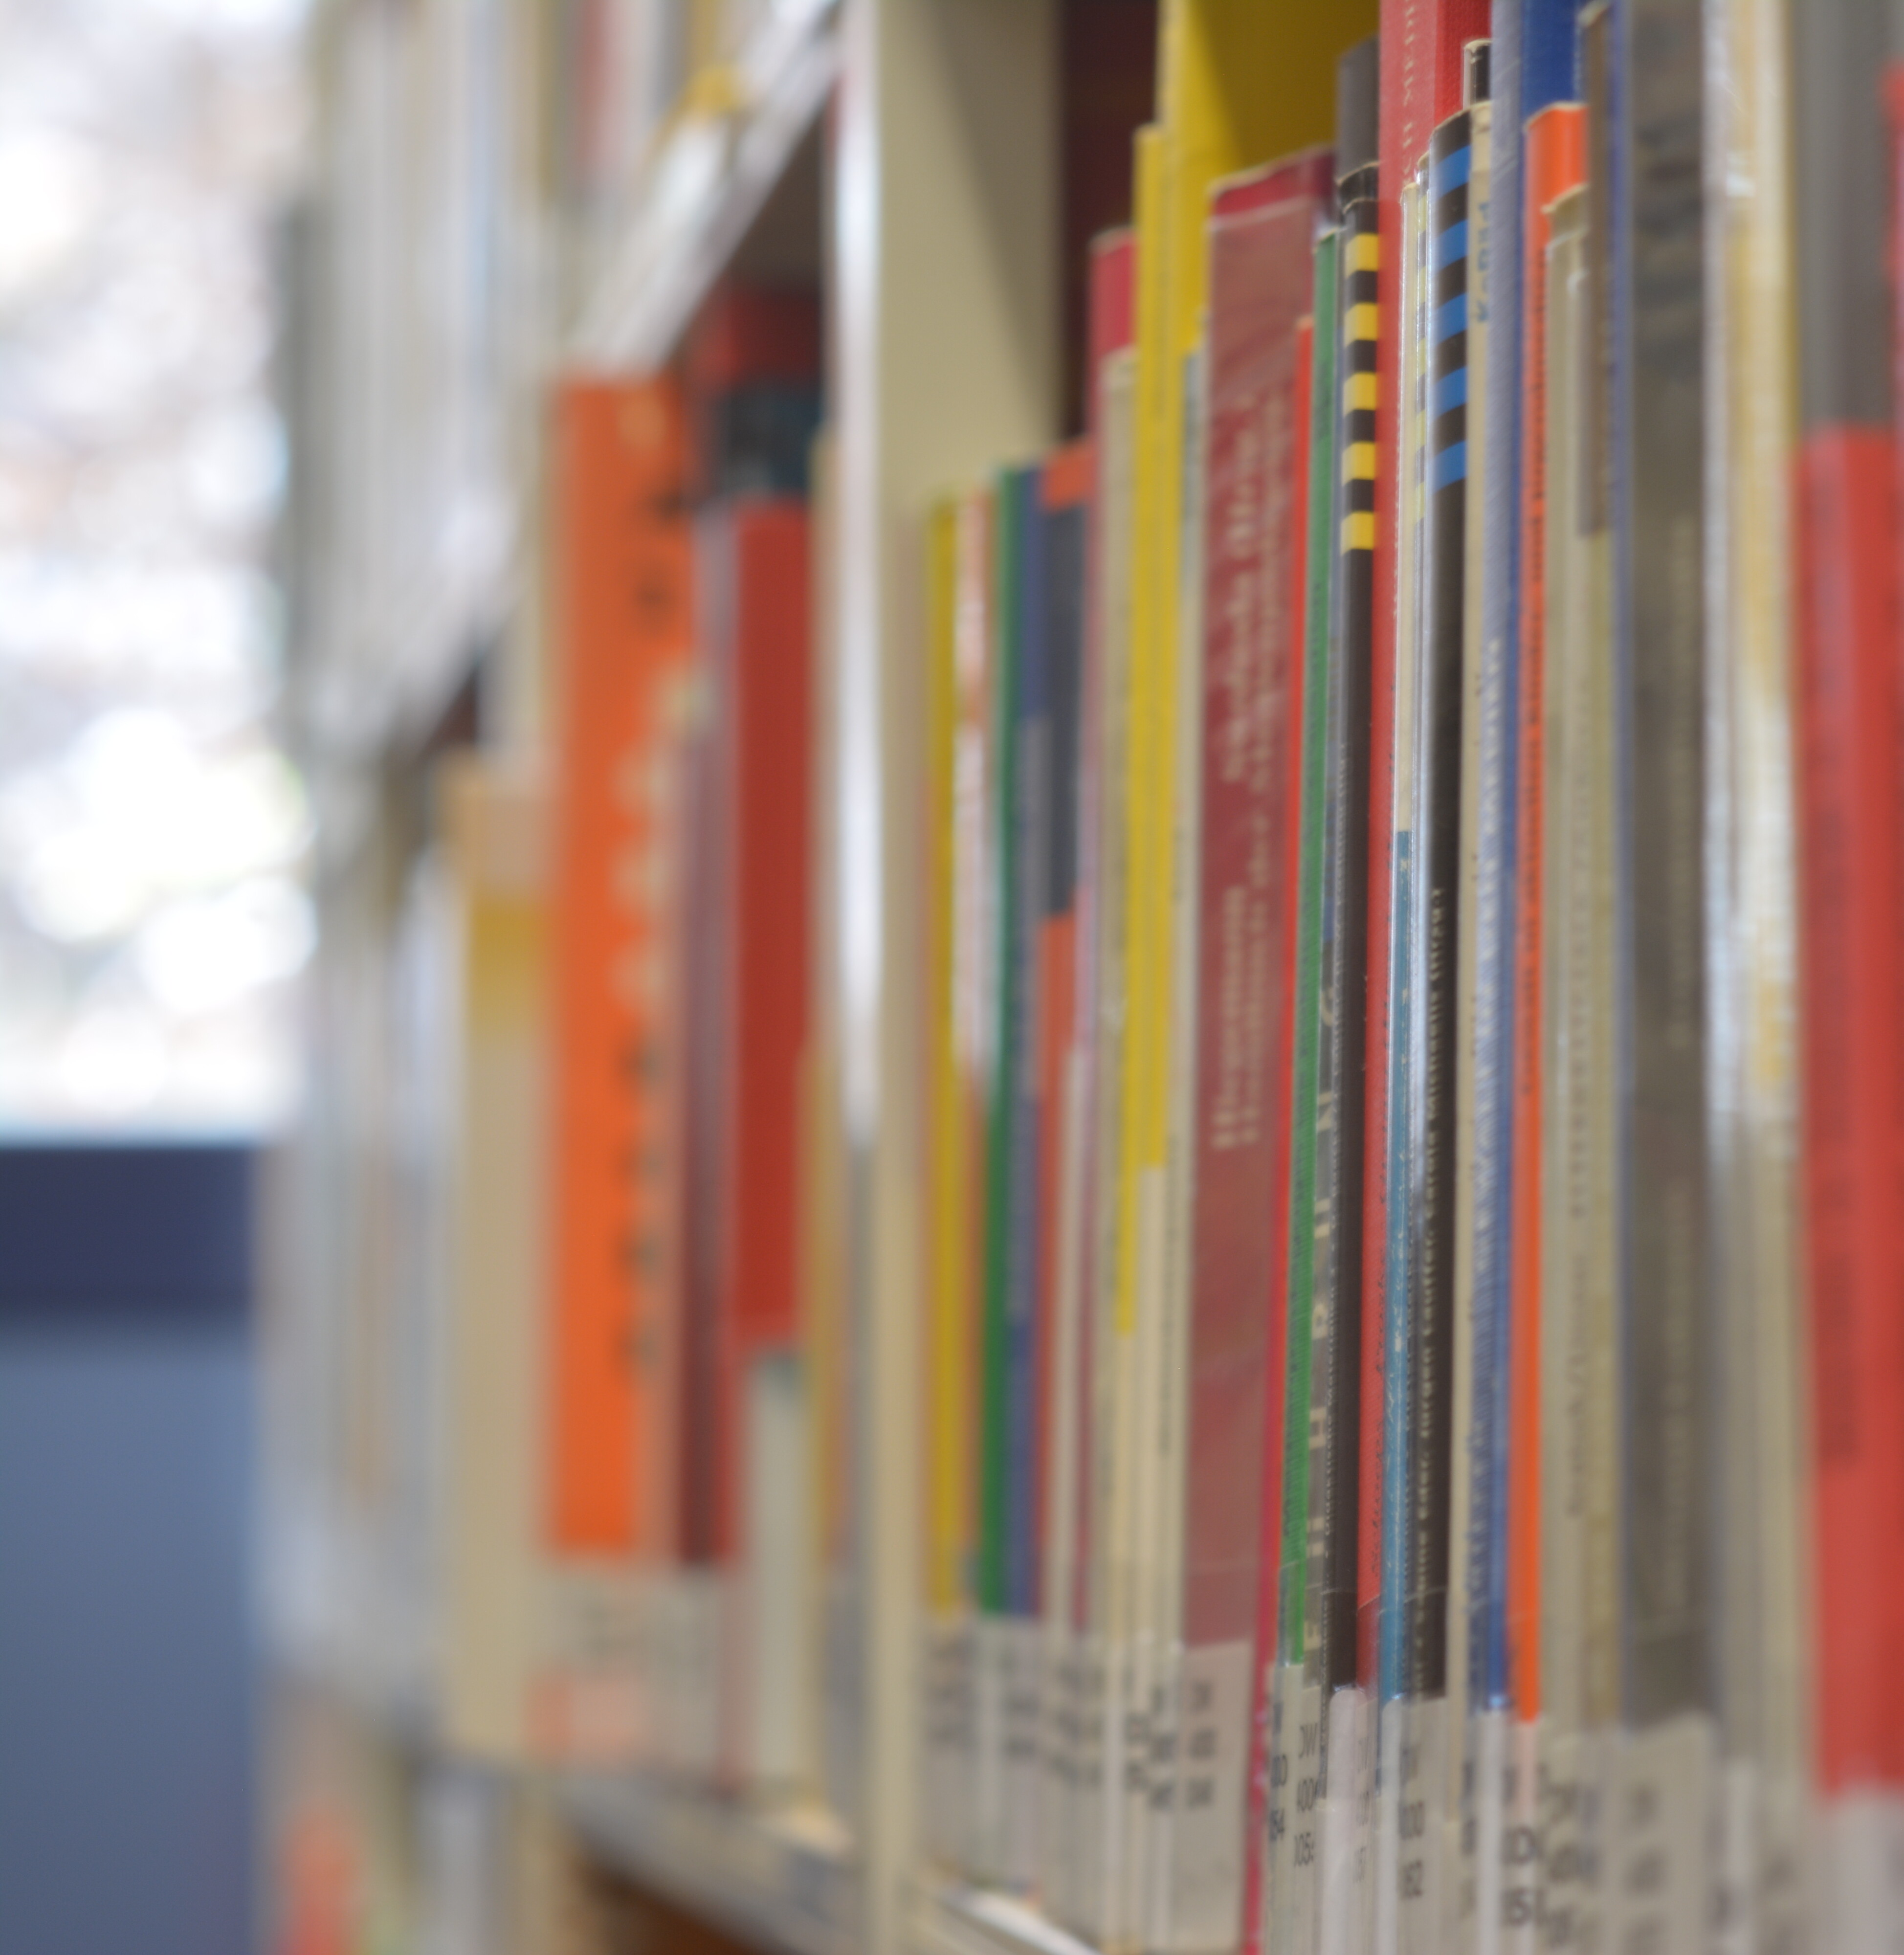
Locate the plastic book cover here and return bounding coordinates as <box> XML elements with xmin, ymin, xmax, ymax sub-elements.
<box><xmin>1036</xmin><ymin>438</ymin><xmax>1091</xmax><ymax>1918</ymax></box>
<box><xmin>1506</xmin><ymin>89</ymin><xmax>1585</xmax><ymax>1735</ymax></box>
<box><xmin>1075</xmin><ymin>229</ymin><xmax>1140</xmax><ymax>1954</ymax></box>
<box><xmin>1610</xmin><ymin>2</ymin><xmax>1718</xmax><ymax>1941</ymax></box>
<box><xmin>1376</xmin><ymin>152</ymin><xmax>1426</xmax><ymax>1733</ymax></box>
<box><xmin>1169</xmin><ymin>147</ymin><xmax>1332</xmax><ymax>1955</ymax></box>
<box><xmin>1148</xmin><ymin>334</ymin><xmax>1209</xmax><ymax>1955</ymax></box>
<box><xmin>1055</xmin><ymin>228</ymin><xmax>1130</xmax><ymax>1942</ymax></box>
<box><xmin>1535</xmin><ymin>179</ymin><xmax>1606</xmax><ymax>1946</ymax></box>
<box><xmin>923</xmin><ymin>492</ymin><xmax>974</xmax><ymax>1866</ymax></box>
<box><xmin>1448</xmin><ymin>59</ymin><xmax>1492</xmax><ymax>1947</ymax></box>
<box><xmin>1709</xmin><ymin>0</ymin><xmax>1805</xmax><ymax>1934</ymax></box>
<box><xmin>1129</xmin><ymin>46</ymin><xmax>1374</xmax><ymax>1940</ymax></box>
<box><xmin>1403</xmin><ymin>99</ymin><xmax>1476</xmax><ymax>1717</ymax></box>
<box><xmin>1795</xmin><ymin>3</ymin><xmax>1904</xmax><ymax>1930</ymax></box>
<box><xmin>1365</xmin><ymin>0</ymin><xmax>1493</xmax><ymax>1703</ymax></box>
<box><xmin>977</xmin><ymin>461</ymin><xmax>1044</xmax><ymax>1891</ymax></box>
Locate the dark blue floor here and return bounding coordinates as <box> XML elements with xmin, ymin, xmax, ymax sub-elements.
<box><xmin>0</xmin><ymin>1145</ymin><xmax>258</xmax><ymax>1955</ymax></box>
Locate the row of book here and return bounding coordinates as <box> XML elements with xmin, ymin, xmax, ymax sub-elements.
<box><xmin>910</xmin><ymin>4</ymin><xmax>1904</xmax><ymax>1955</ymax></box>
<box><xmin>271</xmin><ymin>2</ymin><xmax>1904</xmax><ymax>1954</ymax></box>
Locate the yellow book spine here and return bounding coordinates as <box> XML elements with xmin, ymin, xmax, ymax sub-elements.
<box><xmin>925</xmin><ymin>497</ymin><xmax>969</xmax><ymax>1616</ymax></box>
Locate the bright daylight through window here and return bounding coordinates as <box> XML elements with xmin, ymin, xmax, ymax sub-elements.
<box><xmin>0</xmin><ymin>0</ymin><xmax>308</xmax><ymax>1129</ymax></box>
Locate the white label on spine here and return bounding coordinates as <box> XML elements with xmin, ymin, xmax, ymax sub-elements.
<box><xmin>1120</xmin><ymin>1631</ymin><xmax>1154</xmax><ymax>1947</ymax></box>
<box><xmin>1072</xmin><ymin>1634</ymin><xmax>1109</xmax><ymax>1944</ymax></box>
<box><xmin>1539</xmin><ymin>1725</ymin><xmax>1586</xmax><ymax>1954</ymax></box>
<box><xmin>1756</xmin><ymin>1765</ymin><xmax>1807</xmax><ymax>1955</ymax></box>
<box><xmin>1713</xmin><ymin>1756</ymin><xmax>1756</xmax><ymax>1955</ymax></box>
<box><xmin>1375</xmin><ymin>1699</ymin><xmax>1403</xmax><ymax>1955</ymax></box>
<box><xmin>1396</xmin><ymin>1696</ymin><xmax>1447</xmax><ymax>1955</ymax></box>
<box><xmin>1815</xmin><ymin>1790</ymin><xmax>1904</xmax><ymax>1955</ymax></box>
<box><xmin>1041</xmin><ymin>1628</ymin><xmax>1076</xmax><ymax>1926</ymax></box>
<box><xmin>974</xmin><ymin>1613</ymin><xmax>1007</xmax><ymax>1884</ymax></box>
<box><xmin>1276</xmin><ymin>1670</ymin><xmax>1327</xmax><ymax>1955</ymax></box>
<box><xmin>1608</xmin><ymin>1714</ymin><xmax>1714</xmax><ymax>1955</ymax></box>
<box><xmin>1502</xmin><ymin>1715</ymin><xmax>1540</xmax><ymax>1953</ymax></box>
<box><xmin>1146</xmin><ymin>1644</ymin><xmax>1182</xmax><ymax>1955</ymax></box>
<box><xmin>1472</xmin><ymin>1706</ymin><xmax>1509</xmax><ymax>1955</ymax></box>
<box><xmin>1000</xmin><ymin>1615</ymin><xmax>1044</xmax><ymax>1891</ymax></box>
<box><xmin>1318</xmin><ymin>1686</ymin><xmax>1373</xmax><ymax>1955</ymax></box>
<box><xmin>1094</xmin><ymin>1634</ymin><xmax>1128</xmax><ymax>1950</ymax></box>
<box><xmin>1167</xmin><ymin>1639</ymin><xmax>1251</xmax><ymax>1954</ymax></box>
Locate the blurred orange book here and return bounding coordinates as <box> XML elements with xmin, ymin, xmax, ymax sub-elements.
<box><xmin>546</xmin><ymin>377</ymin><xmax>695</xmax><ymax>1563</ymax></box>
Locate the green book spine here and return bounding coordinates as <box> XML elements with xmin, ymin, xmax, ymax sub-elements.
<box><xmin>1280</xmin><ymin>228</ymin><xmax>1342</xmax><ymax>1668</ymax></box>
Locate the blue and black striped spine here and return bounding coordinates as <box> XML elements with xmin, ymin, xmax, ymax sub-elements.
<box><xmin>1403</xmin><ymin>107</ymin><xmax>1474</xmax><ymax>1703</ymax></box>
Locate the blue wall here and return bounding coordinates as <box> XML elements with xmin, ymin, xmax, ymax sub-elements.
<box><xmin>0</xmin><ymin>1144</ymin><xmax>257</xmax><ymax>1955</ymax></box>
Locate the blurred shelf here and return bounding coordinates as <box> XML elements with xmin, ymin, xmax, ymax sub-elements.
<box><xmin>558</xmin><ymin>1770</ymin><xmax>860</xmax><ymax>1955</ymax></box>
<box><xmin>913</xmin><ymin>1883</ymin><xmax>1101</xmax><ymax>1955</ymax></box>
<box><xmin>570</xmin><ymin>0</ymin><xmax>838</xmax><ymax>375</ymax></box>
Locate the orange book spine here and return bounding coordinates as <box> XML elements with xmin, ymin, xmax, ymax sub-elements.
<box><xmin>546</xmin><ymin>378</ymin><xmax>695</xmax><ymax>1557</ymax></box>
<box><xmin>1505</xmin><ymin>100</ymin><xmax>1586</xmax><ymax>1722</ymax></box>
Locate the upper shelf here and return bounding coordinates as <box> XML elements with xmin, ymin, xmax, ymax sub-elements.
<box><xmin>569</xmin><ymin>0</ymin><xmax>838</xmax><ymax>376</ymax></box>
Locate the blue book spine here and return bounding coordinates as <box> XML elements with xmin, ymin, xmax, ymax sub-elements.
<box><xmin>1379</xmin><ymin>168</ymin><xmax>1429</xmax><ymax>1708</ymax></box>
<box><xmin>1008</xmin><ymin>463</ymin><xmax>1048</xmax><ymax>1621</ymax></box>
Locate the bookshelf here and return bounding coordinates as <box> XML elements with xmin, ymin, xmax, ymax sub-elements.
<box><xmin>272</xmin><ymin>0</ymin><xmax>1859</xmax><ymax>1952</ymax></box>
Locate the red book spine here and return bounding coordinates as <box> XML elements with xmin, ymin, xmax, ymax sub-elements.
<box><xmin>715</xmin><ymin>502</ymin><xmax>813</xmax><ymax>1562</ymax></box>
<box><xmin>1796</xmin><ymin>426</ymin><xmax>1904</xmax><ymax>1796</ymax></box>
<box><xmin>1506</xmin><ymin>101</ymin><xmax>1586</xmax><ymax>1724</ymax></box>
<box><xmin>1185</xmin><ymin>150</ymin><xmax>1331</xmax><ymax>1955</ymax></box>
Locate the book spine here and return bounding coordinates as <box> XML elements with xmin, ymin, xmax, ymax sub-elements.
<box><xmin>1325</xmin><ymin>156</ymin><xmax>1378</xmax><ymax>1709</ymax></box>
<box><xmin>1451</xmin><ymin>76</ymin><xmax>1494</xmax><ymax>1948</ymax></box>
<box><xmin>1794</xmin><ymin>4</ymin><xmax>1904</xmax><ymax>1852</ymax></box>
<box><xmin>1615</xmin><ymin>0</ymin><xmax>1713</xmax><ymax>1733</ymax></box>
<box><xmin>1039</xmin><ymin>445</ymin><xmax>1091</xmax><ymax>1924</ymax></box>
<box><xmin>1507</xmin><ymin>93</ymin><xmax>1586</xmax><ymax>1734</ymax></box>
<box><xmin>1404</xmin><ymin>105</ymin><xmax>1474</xmax><ymax>1709</ymax></box>
<box><xmin>1378</xmin><ymin>159</ymin><xmax>1428</xmax><ymax>1718</ymax></box>
<box><xmin>1472</xmin><ymin>0</ymin><xmax>1523</xmax><ymax>1731</ymax></box>
<box><xmin>1608</xmin><ymin>3</ymin><xmax>1718</xmax><ymax>1943</ymax></box>
<box><xmin>1087</xmin><ymin>328</ymin><xmax>1141</xmax><ymax>1955</ymax></box>
<box><xmin>1535</xmin><ymin>179</ymin><xmax>1594</xmax><ymax>1934</ymax></box>
<box><xmin>1271</xmin><ymin>231</ymin><xmax>1341</xmax><ymax>1955</ymax></box>
<box><xmin>1179</xmin><ymin>173</ymin><xmax>1316</xmax><ymax>1955</ymax></box>
<box><xmin>1008</xmin><ymin>463</ymin><xmax>1049</xmax><ymax>1888</ymax></box>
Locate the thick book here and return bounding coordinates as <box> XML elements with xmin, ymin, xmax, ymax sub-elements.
<box><xmin>435</xmin><ymin>759</ymin><xmax>550</xmax><ymax>1764</ymax></box>
<box><xmin>541</xmin><ymin>377</ymin><xmax>696</xmax><ymax>1758</ymax></box>
<box><xmin>700</xmin><ymin>498</ymin><xmax>814</xmax><ymax>1787</ymax></box>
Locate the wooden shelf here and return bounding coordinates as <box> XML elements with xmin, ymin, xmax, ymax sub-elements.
<box><xmin>558</xmin><ymin>1771</ymin><xmax>860</xmax><ymax>1955</ymax></box>
<box><xmin>912</xmin><ymin>1882</ymin><xmax>1102</xmax><ymax>1955</ymax></box>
